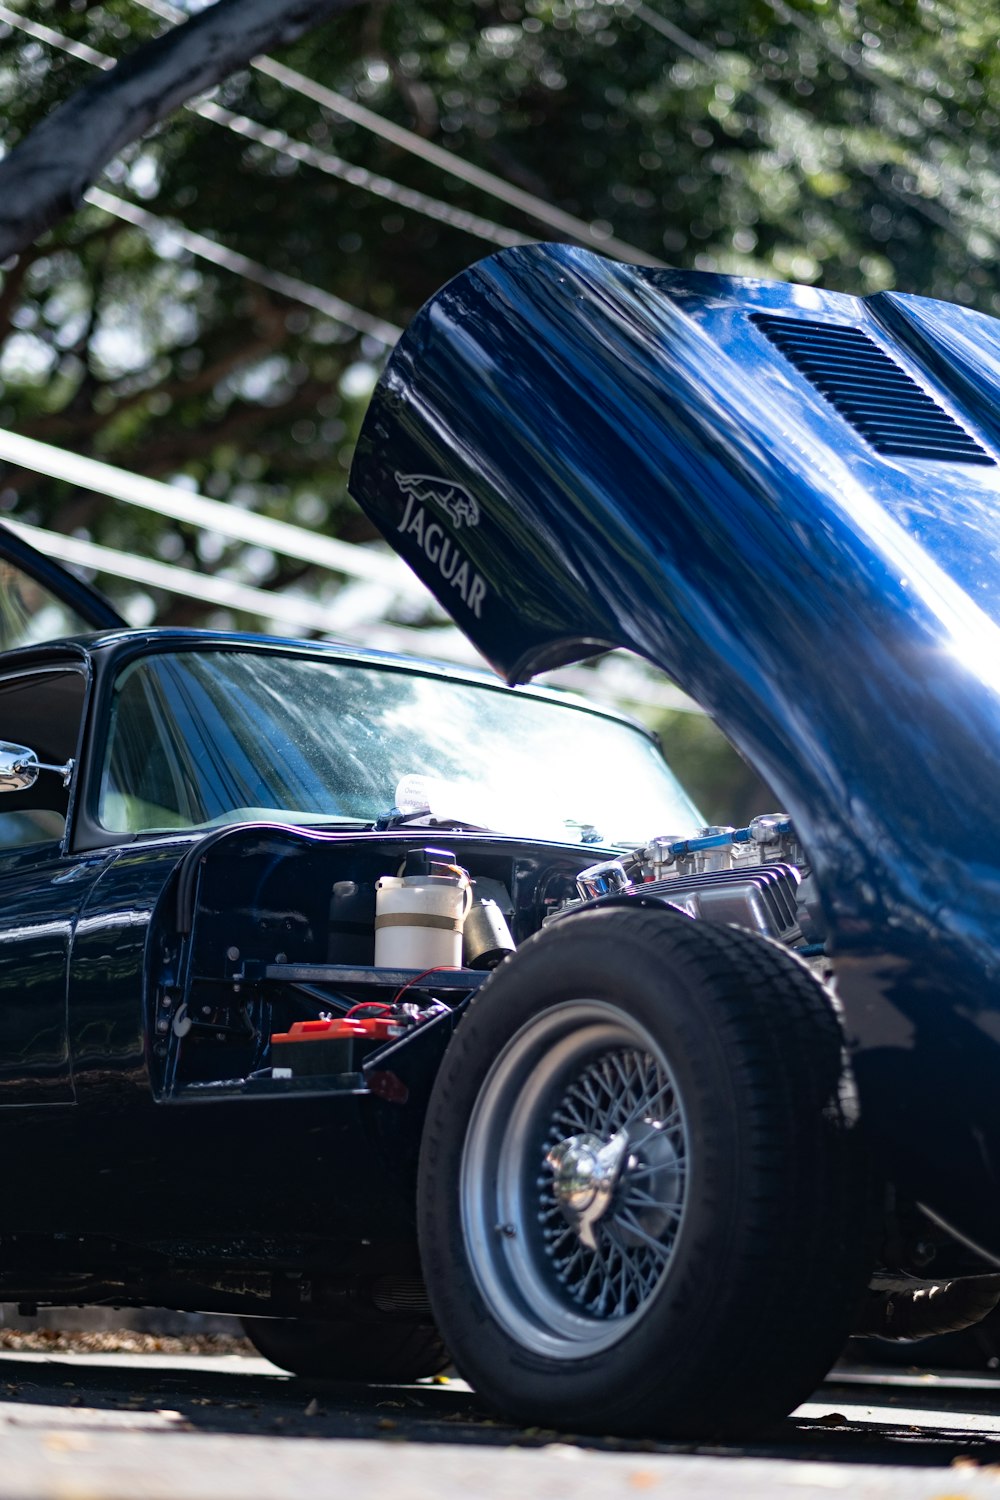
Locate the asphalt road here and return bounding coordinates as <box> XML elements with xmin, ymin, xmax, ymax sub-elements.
<box><xmin>1</xmin><ymin>1349</ymin><xmax>1000</xmax><ymax>1499</ymax></box>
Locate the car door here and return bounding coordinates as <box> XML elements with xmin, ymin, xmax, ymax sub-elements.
<box><xmin>0</xmin><ymin>528</ymin><xmax>122</xmax><ymax>1104</ymax></box>
<box><xmin>0</xmin><ymin>663</ymin><xmax>111</xmax><ymax>1106</ymax></box>
<box><xmin>0</xmin><ymin>529</ymin><xmax>124</xmax><ymax>1213</ymax></box>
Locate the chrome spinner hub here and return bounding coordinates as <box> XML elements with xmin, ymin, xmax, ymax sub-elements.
<box><xmin>546</xmin><ymin>1130</ymin><xmax>629</xmax><ymax>1249</ymax></box>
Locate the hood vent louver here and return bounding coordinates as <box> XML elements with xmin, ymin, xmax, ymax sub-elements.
<box><xmin>751</xmin><ymin>313</ymin><xmax>994</xmax><ymax>466</ymax></box>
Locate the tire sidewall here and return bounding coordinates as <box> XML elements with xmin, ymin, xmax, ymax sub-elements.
<box><xmin>417</xmin><ymin>908</ymin><xmax>802</xmax><ymax>1426</ymax></box>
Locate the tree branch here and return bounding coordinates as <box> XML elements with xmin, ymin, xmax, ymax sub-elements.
<box><xmin>0</xmin><ymin>0</ymin><xmax>369</xmax><ymax>262</ymax></box>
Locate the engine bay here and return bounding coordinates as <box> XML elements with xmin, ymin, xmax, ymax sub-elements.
<box><xmin>151</xmin><ymin>824</ymin><xmax>587</xmax><ymax>1103</ymax></box>
<box><xmin>151</xmin><ymin>814</ymin><xmax>819</xmax><ymax>1105</ymax></box>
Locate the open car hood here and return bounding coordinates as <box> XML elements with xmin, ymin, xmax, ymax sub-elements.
<box><xmin>351</xmin><ymin>244</ymin><xmax>1000</xmax><ymax>1220</ymax></box>
<box><xmin>350</xmin><ymin>246</ymin><xmax>1000</xmax><ymax>864</ymax></box>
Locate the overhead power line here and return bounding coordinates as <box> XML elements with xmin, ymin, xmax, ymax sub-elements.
<box><xmin>0</xmin><ymin>426</ymin><xmax>427</xmax><ymax>601</ymax></box>
<box><xmin>85</xmin><ymin>186</ymin><xmax>403</xmax><ymax>345</ymax></box>
<box><xmin>0</xmin><ymin>5</ymin><xmax>530</xmax><ymax>252</ymax></box>
<box><xmin>193</xmin><ymin>96</ymin><xmax>531</xmax><ymax>249</ymax></box>
<box><xmin>0</xmin><ymin>3</ymin><xmax>110</xmax><ymax>67</ymax></box>
<box><xmin>0</xmin><ymin>424</ymin><xmax>704</xmax><ymax>705</ymax></box>
<box><xmin>7</xmin><ymin>518</ymin><xmax>702</xmax><ymax>706</ymax></box>
<box><xmin>3</xmin><ymin>516</ymin><xmax>479</xmax><ymax>664</ymax></box>
<box><xmin>248</xmin><ymin>56</ymin><xmax>657</xmax><ymax>262</ymax></box>
<box><xmin>130</xmin><ymin>0</ymin><xmax>661</xmax><ymax>266</ymax></box>
<box><xmin>4</xmin><ymin>1</ymin><xmax>651</xmax><ymax>264</ymax></box>
<box><xmin>5</xmin><ymin>516</ymin><xmax>363</xmax><ymax>637</ymax></box>
<box><xmin>9</xmin><ymin>514</ymin><xmax>704</xmax><ymax>709</ymax></box>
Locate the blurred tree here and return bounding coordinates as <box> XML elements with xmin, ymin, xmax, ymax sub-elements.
<box><xmin>0</xmin><ymin>0</ymin><xmax>996</xmax><ymax>811</ymax></box>
<box><xmin>654</xmin><ymin>708</ymin><xmax>775</xmax><ymax>826</ymax></box>
<box><xmin>0</xmin><ymin>0</ymin><xmax>369</xmax><ymax>261</ymax></box>
<box><xmin>2</xmin><ymin>0</ymin><xmax>995</xmax><ymax>593</ymax></box>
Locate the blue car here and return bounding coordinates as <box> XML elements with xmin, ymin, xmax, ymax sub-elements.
<box><xmin>0</xmin><ymin>521</ymin><xmax>709</xmax><ymax>1398</ymax></box>
<box><xmin>349</xmin><ymin>243</ymin><xmax>1000</xmax><ymax>1434</ymax></box>
<box><xmin>6</xmin><ymin>240</ymin><xmax>1000</xmax><ymax>1439</ymax></box>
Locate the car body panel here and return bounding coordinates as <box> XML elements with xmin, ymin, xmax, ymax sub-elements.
<box><xmin>0</xmin><ymin>623</ymin><xmax>646</xmax><ymax>1288</ymax></box>
<box><xmin>0</xmin><ymin>844</ymin><xmax>96</xmax><ymax>1105</ymax></box>
<box><xmin>28</xmin><ymin>813</ymin><xmax>592</xmax><ymax>1256</ymax></box>
<box><xmin>350</xmin><ymin>243</ymin><xmax>1000</xmax><ymax>1253</ymax></box>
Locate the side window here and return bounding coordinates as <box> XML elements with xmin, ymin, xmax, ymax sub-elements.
<box><xmin>0</xmin><ymin>669</ymin><xmax>86</xmax><ymax>852</ymax></box>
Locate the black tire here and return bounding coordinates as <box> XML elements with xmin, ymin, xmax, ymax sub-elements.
<box><xmin>417</xmin><ymin>905</ymin><xmax>872</xmax><ymax>1438</ymax></box>
<box><xmin>241</xmin><ymin>1317</ymin><xmax>449</xmax><ymax>1382</ymax></box>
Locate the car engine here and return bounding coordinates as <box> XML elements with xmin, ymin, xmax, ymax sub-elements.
<box><xmin>568</xmin><ymin>814</ymin><xmax>825</xmax><ymax>953</ymax></box>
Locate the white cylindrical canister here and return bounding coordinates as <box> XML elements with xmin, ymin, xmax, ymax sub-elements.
<box><xmin>374</xmin><ymin>872</ymin><xmax>472</xmax><ymax>969</ymax></box>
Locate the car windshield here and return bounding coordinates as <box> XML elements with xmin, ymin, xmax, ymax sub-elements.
<box><xmin>97</xmin><ymin>649</ymin><xmax>702</xmax><ymax>845</ymax></box>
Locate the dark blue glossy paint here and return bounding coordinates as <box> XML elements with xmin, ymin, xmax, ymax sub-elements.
<box><xmin>0</xmin><ymin>843</ymin><xmax>105</xmax><ymax>1104</ymax></box>
<box><xmin>350</xmin><ymin>244</ymin><xmax>1000</xmax><ymax>1253</ymax></box>
<box><xmin>0</xmin><ymin>624</ymin><xmax>612</xmax><ymax>1265</ymax></box>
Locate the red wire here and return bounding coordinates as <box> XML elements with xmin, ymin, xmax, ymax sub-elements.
<box><xmin>391</xmin><ymin>965</ymin><xmax>458</xmax><ymax>1004</ymax></box>
<box><xmin>345</xmin><ymin>1001</ymin><xmax>395</xmax><ymax>1017</ymax></box>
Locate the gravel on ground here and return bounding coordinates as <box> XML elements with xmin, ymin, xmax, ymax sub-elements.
<box><xmin>0</xmin><ymin>1328</ymin><xmax>256</xmax><ymax>1357</ymax></box>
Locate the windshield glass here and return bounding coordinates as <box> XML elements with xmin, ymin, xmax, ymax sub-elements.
<box><xmin>97</xmin><ymin>649</ymin><xmax>702</xmax><ymax>845</ymax></box>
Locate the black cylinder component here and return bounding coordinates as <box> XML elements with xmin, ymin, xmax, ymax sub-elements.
<box><xmin>463</xmin><ymin>897</ymin><xmax>515</xmax><ymax>969</ymax></box>
<box><xmin>853</xmin><ymin>1276</ymin><xmax>1000</xmax><ymax>1341</ymax></box>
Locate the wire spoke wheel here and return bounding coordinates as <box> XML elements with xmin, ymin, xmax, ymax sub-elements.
<box><xmin>460</xmin><ymin>1002</ymin><xmax>689</xmax><ymax>1357</ymax></box>
<box><xmin>418</xmin><ymin>907</ymin><xmax>873</xmax><ymax>1438</ymax></box>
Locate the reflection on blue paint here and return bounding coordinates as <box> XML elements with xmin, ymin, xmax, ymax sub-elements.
<box><xmin>351</xmin><ymin>243</ymin><xmax>1000</xmax><ymax>1252</ymax></box>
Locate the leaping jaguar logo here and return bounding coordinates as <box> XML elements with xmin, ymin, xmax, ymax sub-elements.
<box><xmin>393</xmin><ymin>470</ymin><xmax>489</xmax><ymax>620</ymax></box>
<box><xmin>394</xmin><ymin>472</ymin><xmax>480</xmax><ymax>529</ymax></box>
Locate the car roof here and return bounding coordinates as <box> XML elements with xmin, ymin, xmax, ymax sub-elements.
<box><xmin>0</xmin><ymin>625</ymin><xmax>656</xmax><ymax>737</ymax></box>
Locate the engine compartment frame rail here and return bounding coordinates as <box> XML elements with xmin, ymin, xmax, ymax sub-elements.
<box><xmin>164</xmin><ymin>964</ymin><xmax>490</xmax><ymax>1107</ymax></box>
<box><xmin>259</xmin><ymin>963</ymin><xmax>491</xmax><ymax>991</ymax></box>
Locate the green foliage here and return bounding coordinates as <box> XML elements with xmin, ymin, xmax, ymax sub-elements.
<box><xmin>0</xmin><ymin>0</ymin><xmax>997</xmax><ymax>808</ymax></box>
<box><xmin>654</xmin><ymin>707</ymin><xmax>776</xmax><ymax>826</ymax></box>
<box><xmin>2</xmin><ymin>1</ymin><xmax>997</xmax><ymax>558</ymax></box>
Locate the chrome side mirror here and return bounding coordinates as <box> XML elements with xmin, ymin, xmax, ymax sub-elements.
<box><xmin>0</xmin><ymin>742</ymin><xmax>75</xmax><ymax>793</ymax></box>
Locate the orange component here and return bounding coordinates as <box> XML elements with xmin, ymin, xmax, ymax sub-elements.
<box><xmin>271</xmin><ymin>1016</ymin><xmax>404</xmax><ymax>1045</ymax></box>
<box><xmin>358</xmin><ymin>1017</ymin><xmax>407</xmax><ymax>1041</ymax></box>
